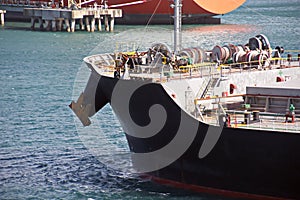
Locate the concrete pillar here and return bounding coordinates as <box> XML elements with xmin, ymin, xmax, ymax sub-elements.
<box><xmin>90</xmin><ymin>17</ymin><xmax>95</xmax><ymax>32</ymax></box>
<box><xmin>65</xmin><ymin>18</ymin><xmax>70</xmax><ymax>32</ymax></box>
<box><xmin>109</xmin><ymin>17</ymin><xmax>114</xmax><ymax>32</ymax></box>
<box><xmin>57</xmin><ymin>19</ymin><xmax>63</xmax><ymax>31</ymax></box>
<box><xmin>30</xmin><ymin>17</ymin><xmax>36</xmax><ymax>30</ymax></box>
<box><xmin>104</xmin><ymin>15</ymin><xmax>109</xmax><ymax>32</ymax></box>
<box><xmin>70</xmin><ymin>19</ymin><xmax>76</xmax><ymax>32</ymax></box>
<box><xmin>79</xmin><ymin>18</ymin><xmax>84</xmax><ymax>30</ymax></box>
<box><xmin>97</xmin><ymin>18</ymin><xmax>101</xmax><ymax>31</ymax></box>
<box><xmin>45</xmin><ymin>20</ymin><xmax>51</xmax><ymax>31</ymax></box>
<box><xmin>51</xmin><ymin>20</ymin><xmax>57</xmax><ymax>31</ymax></box>
<box><xmin>38</xmin><ymin>17</ymin><xmax>43</xmax><ymax>29</ymax></box>
<box><xmin>85</xmin><ymin>17</ymin><xmax>90</xmax><ymax>32</ymax></box>
<box><xmin>0</xmin><ymin>12</ymin><xmax>5</xmax><ymax>26</ymax></box>
<box><xmin>67</xmin><ymin>0</ymin><xmax>71</xmax><ymax>8</ymax></box>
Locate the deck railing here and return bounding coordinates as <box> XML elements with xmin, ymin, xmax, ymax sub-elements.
<box><xmin>87</xmin><ymin>52</ymin><xmax>300</xmax><ymax>83</ymax></box>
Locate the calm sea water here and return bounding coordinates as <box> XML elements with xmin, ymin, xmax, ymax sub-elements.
<box><xmin>1</xmin><ymin>0</ymin><xmax>299</xmax><ymax>199</ymax></box>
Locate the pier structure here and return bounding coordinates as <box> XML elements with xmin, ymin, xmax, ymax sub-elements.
<box><xmin>0</xmin><ymin>9</ymin><xmax>5</xmax><ymax>25</ymax></box>
<box><xmin>23</xmin><ymin>7</ymin><xmax>122</xmax><ymax>32</ymax></box>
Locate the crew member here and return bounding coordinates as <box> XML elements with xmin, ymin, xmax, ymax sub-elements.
<box><xmin>286</xmin><ymin>103</ymin><xmax>295</xmax><ymax>123</ymax></box>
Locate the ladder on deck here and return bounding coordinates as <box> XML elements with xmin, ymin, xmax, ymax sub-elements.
<box><xmin>201</xmin><ymin>77</ymin><xmax>219</xmax><ymax>99</ymax></box>
<box><xmin>194</xmin><ymin>77</ymin><xmax>220</xmax><ymax>121</ymax></box>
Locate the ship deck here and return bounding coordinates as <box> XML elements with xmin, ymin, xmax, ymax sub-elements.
<box><xmin>84</xmin><ymin>52</ymin><xmax>300</xmax><ymax>133</ymax></box>
<box><xmin>88</xmin><ymin>53</ymin><xmax>300</xmax><ymax>83</ymax></box>
<box><xmin>201</xmin><ymin>89</ymin><xmax>300</xmax><ymax>133</ymax></box>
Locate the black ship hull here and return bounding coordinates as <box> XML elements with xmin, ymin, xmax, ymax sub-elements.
<box><xmin>77</xmin><ymin>73</ymin><xmax>300</xmax><ymax>199</ymax></box>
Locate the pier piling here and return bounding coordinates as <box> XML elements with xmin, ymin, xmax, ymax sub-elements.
<box><xmin>0</xmin><ymin>10</ymin><xmax>6</xmax><ymax>26</ymax></box>
<box><xmin>38</xmin><ymin>17</ymin><xmax>43</xmax><ymax>29</ymax></box>
<box><xmin>64</xmin><ymin>18</ymin><xmax>70</xmax><ymax>32</ymax></box>
<box><xmin>51</xmin><ymin>20</ymin><xmax>56</xmax><ymax>31</ymax></box>
<box><xmin>30</xmin><ymin>17</ymin><xmax>35</xmax><ymax>29</ymax></box>
<box><xmin>23</xmin><ymin>8</ymin><xmax>122</xmax><ymax>32</ymax></box>
<box><xmin>45</xmin><ymin>20</ymin><xmax>51</xmax><ymax>31</ymax></box>
<box><xmin>91</xmin><ymin>17</ymin><xmax>95</xmax><ymax>32</ymax></box>
<box><xmin>110</xmin><ymin>17</ymin><xmax>115</xmax><ymax>32</ymax></box>
<box><xmin>85</xmin><ymin>16</ymin><xmax>90</xmax><ymax>32</ymax></box>
<box><xmin>104</xmin><ymin>15</ymin><xmax>109</xmax><ymax>32</ymax></box>
<box><xmin>70</xmin><ymin>19</ymin><xmax>75</xmax><ymax>32</ymax></box>
<box><xmin>97</xmin><ymin>18</ymin><xmax>101</xmax><ymax>31</ymax></box>
<box><xmin>79</xmin><ymin>18</ymin><xmax>84</xmax><ymax>30</ymax></box>
<box><xmin>57</xmin><ymin>18</ymin><xmax>63</xmax><ymax>31</ymax></box>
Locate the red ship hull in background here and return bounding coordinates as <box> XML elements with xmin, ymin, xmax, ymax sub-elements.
<box><xmin>1</xmin><ymin>0</ymin><xmax>245</xmax><ymax>24</ymax></box>
<box><xmin>105</xmin><ymin>0</ymin><xmax>246</xmax><ymax>24</ymax></box>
